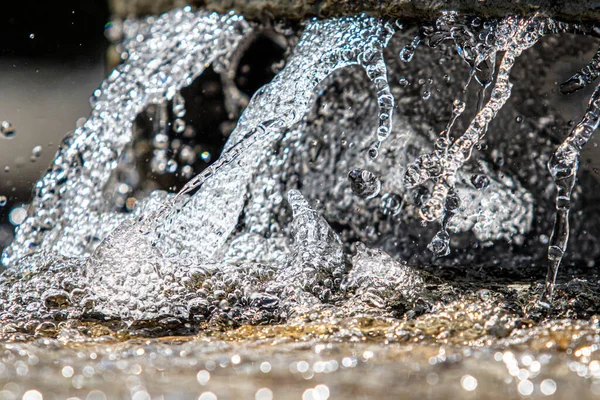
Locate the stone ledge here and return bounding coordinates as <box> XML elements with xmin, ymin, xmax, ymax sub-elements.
<box><xmin>110</xmin><ymin>0</ymin><xmax>600</xmax><ymax>22</ymax></box>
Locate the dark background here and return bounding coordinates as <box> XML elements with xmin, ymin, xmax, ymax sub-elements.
<box><xmin>0</xmin><ymin>1</ymin><xmax>110</xmax><ymax>246</ymax></box>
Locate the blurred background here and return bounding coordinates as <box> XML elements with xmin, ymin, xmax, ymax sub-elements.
<box><xmin>0</xmin><ymin>1</ymin><xmax>110</xmax><ymax>246</ymax></box>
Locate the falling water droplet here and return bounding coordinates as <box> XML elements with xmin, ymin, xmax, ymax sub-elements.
<box><xmin>1</xmin><ymin>121</ymin><xmax>15</xmax><ymax>138</ymax></box>
<box><xmin>173</xmin><ymin>118</ymin><xmax>186</xmax><ymax>134</ymax></box>
<box><xmin>172</xmin><ymin>92</ymin><xmax>186</xmax><ymax>118</ymax></box>
<box><xmin>200</xmin><ymin>151</ymin><xmax>211</xmax><ymax>162</ymax></box>
<box><xmin>166</xmin><ymin>159</ymin><xmax>178</xmax><ymax>173</ymax></box>
<box><xmin>32</xmin><ymin>145</ymin><xmax>43</xmax><ymax>158</ymax></box>
<box><xmin>0</xmin><ymin>196</ymin><xmax>7</xmax><ymax>207</ymax></box>
<box><xmin>399</xmin><ymin>36</ymin><xmax>420</xmax><ymax>62</ymax></box>
<box><xmin>453</xmin><ymin>99</ymin><xmax>466</xmax><ymax>115</ymax></box>
<box><xmin>470</xmin><ymin>174</ymin><xmax>490</xmax><ymax>190</ymax></box>
<box><xmin>427</xmin><ymin>230</ymin><xmax>450</xmax><ymax>256</ymax></box>
<box><xmin>348</xmin><ymin>169</ymin><xmax>381</xmax><ymax>199</ymax></box>
<box><xmin>368</xmin><ymin>146</ymin><xmax>379</xmax><ymax>160</ymax></box>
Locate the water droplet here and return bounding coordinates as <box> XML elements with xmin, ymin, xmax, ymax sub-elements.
<box><xmin>153</xmin><ymin>133</ymin><xmax>169</xmax><ymax>149</ymax></box>
<box><xmin>181</xmin><ymin>165</ymin><xmax>194</xmax><ymax>179</ymax></box>
<box><xmin>428</xmin><ymin>230</ymin><xmax>450</xmax><ymax>256</ymax></box>
<box><xmin>201</xmin><ymin>151</ymin><xmax>211</xmax><ymax>162</ymax></box>
<box><xmin>445</xmin><ymin>190</ymin><xmax>461</xmax><ymax>212</ymax></box>
<box><xmin>0</xmin><ymin>196</ymin><xmax>7</xmax><ymax>207</ymax></box>
<box><xmin>368</xmin><ymin>146</ymin><xmax>379</xmax><ymax>160</ymax></box>
<box><xmin>399</xmin><ymin>45</ymin><xmax>415</xmax><ymax>62</ymax></box>
<box><xmin>32</xmin><ymin>145</ymin><xmax>43</xmax><ymax>157</ymax></box>
<box><xmin>380</xmin><ymin>193</ymin><xmax>402</xmax><ymax>216</ymax></box>
<box><xmin>166</xmin><ymin>159</ymin><xmax>178</xmax><ymax>173</ymax></box>
<box><xmin>461</xmin><ymin>375</ymin><xmax>478</xmax><ymax>392</ymax></box>
<box><xmin>1</xmin><ymin>121</ymin><xmax>15</xmax><ymax>138</ymax></box>
<box><xmin>420</xmin><ymin>196</ymin><xmax>444</xmax><ymax>222</ymax></box>
<box><xmin>172</xmin><ymin>92</ymin><xmax>186</xmax><ymax>118</ymax></box>
<box><xmin>348</xmin><ymin>169</ymin><xmax>381</xmax><ymax>199</ymax></box>
<box><xmin>470</xmin><ymin>174</ymin><xmax>490</xmax><ymax>190</ymax></box>
<box><xmin>515</xmin><ymin>116</ymin><xmax>523</xmax><ymax>123</ymax></box>
<box><xmin>173</xmin><ymin>118</ymin><xmax>186</xmax><ymax>133</ymax></box>
<box><xmin>452</xmin><ymin>99</ymin><xmax>466</xmax><ymax>115</ymax></box>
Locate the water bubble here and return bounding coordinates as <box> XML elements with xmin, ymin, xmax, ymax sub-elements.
<box><xmin>540</xmin><ymin>379</ymin><xmax>557</xmax><ymax>396</ymax></box>
<box><xmin>197</xmin><ymin>370</ymin><xmax>210</xmax><ymax>385</ymax></box>
<box><xmin>62</xmin><ymin>365</ymin><xmax>74</xmax><ymax>378</ymax></box>
<box><xmin>166</xmin><ymin>159</ymin><xmax>178</xmax><ymax>173</ymax></box>
<box><xmin>380</xmin><ymin>193</ymin><xmax>402</xmax><ymax>216</ymax></box>
<box><xmin>452</xmin><ymin>99</ymin><xmax>466</xmax><ymax>115</ymax></box>
<box><xmin>515</xmin><ymin>116</ymin><xmax>523</xmax><ymax>123</ymax></box>
<box><xmin>181</xmin><ymin>165</ymin><xmax>194</xmax><ymax>179</ymax></box>
<box><xmin>201</xmin><ymin>151</ymin><xmax>211</xmax><ymax>162</ymax></box>
<box><xmin>198</xmin><ymin>392</ymin><xmax>217</xmax><ymax>400</ymax></box>
<box><xmin>172</xmin><ymin>92</ymin><xmax>186</xmax><ymax>118</ymax></box>
<box><xmin>446</xmin><ymin>190</ymin><xmax>461</xmax><ymax>212</ymax></box>
<box><xmin>255</xmin><ymin>388</ymin><xmax>273</xmax><ymax>400</ymax></box>
<box><xmin>398</xmin><ymin>78</ymin><xmax>409</xmax><ymax>87</ymax></box>
<box><xmin>1</xmin><ymin>121</ymin><xmax>15</xmax><ymax>138</ymax></box>
<box><xmin>348</xmin><ymin>169</ymin><xmax>381</xmax><ymax>199</ymax></box>
<box><xmin>517</xmin><ymin>380</ymin><xmax>534</xmax><ymax>396</ymax></box>
<box><xmin>399</xmin><ymin>45</ymin><xmax>415</xmax><ymax>62</ymax></box>
<box><xmin>9</xmin><ymin>205</ymin><xmax>27</xmax><ymax>225</ymax></box>
<box><xmin>0</xmin><ymin>196</ymin><xmax>7</xmax><ymax>207</ymax></box>
<box><xmin>470</xmin><ymin>174</ymin><xmax>490</xmax><ymax>190</ymax></box>
<box><xmin>174</xmin><ymin>118</ymin><xmax>186</xmax><ymax>134</ymax></box>
<box><xmin>180</xmin><ymin>146</ymin><xmax>196</xmax><ymax>164</ymax></box>
<box><xmin>368</xmin><ymin>146</ymin><xmax>379</xmax><ymax>159</ymax></box>
<box><xmin>32</xmin><ymin>145</ymin><xmax>43</xmax><ymax>157</ymax></box>
<box><xmin>420</xmin><ymin>197</ymin><xmax>444</xmax><ymax>222</ymax></box>
<box><xmin>460</xmin><ymin>375</ymin><xmax>478</xmax><ymax>391</ymax></box>
<box><xmin>428</xmin><ymin>230</ymin><xmax>450</xmax><ymax>256</ymax></box>
<box><xmin>23</xmin><ymin>390</ymin><xmax>42</xmax><ymax>400</ymax></box>
<box><xmin>153</xmin><ymin>133</ymin><xmax>169</xmax><ymax>149</ymax></box>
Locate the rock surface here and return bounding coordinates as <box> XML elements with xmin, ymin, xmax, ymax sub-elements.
<box><xmin>110</xmin><ymin>0</ymin><xmax>600</xmax><ymax>22</ymax></box>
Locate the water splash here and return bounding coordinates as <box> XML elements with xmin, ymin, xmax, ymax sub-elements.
<box><xmin>150</xmin><ymin>14</ymin><xmax>397</xmax><ymax>261</ymax></box>
<box><xmin>3</xmin><ymin>8</ymin><xmax>253</xmax><ymax>265</ymax></box>
<box><xmin>0</xmin><ymin>8</ymin><xmax>595</xmax><ymax>329</ymax></box>
<box><xmin>546</xmin><ymin>83</ymin><xmax>600</xmax><ymax>296</ymax></box>
<box><xmin>559</xmin><ymin>46</ymin><xmax>600</xmax><ymax>94</ymax></box>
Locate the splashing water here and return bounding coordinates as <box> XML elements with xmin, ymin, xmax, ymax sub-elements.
<box><xmin>4</xmin><ymin>7</ymin><xmax>600</xmax><ymax>399</ymax></box>
<box><xmin>3</xmin><ymin>9</ymin><xmax>253</xmax><ymax>265</ymax></box>
<box><xmin>545</xmin><ymin>84</ymin><xmax>600</xmax><ymax>296</ymax></box>
<box><xmin>0</xmin><ymin>6</ymin><xmax>599</xmax><ymax>343</ymax></box>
